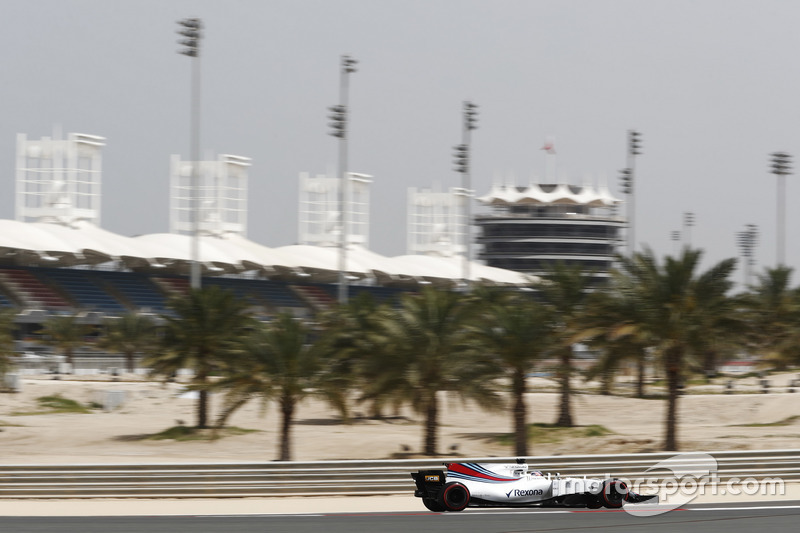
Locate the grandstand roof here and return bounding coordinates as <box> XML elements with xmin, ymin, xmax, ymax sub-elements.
<box><xmin>0</xmin><ymin>220</ymin><xmax>535</xmax><ymax>287</ymax></box>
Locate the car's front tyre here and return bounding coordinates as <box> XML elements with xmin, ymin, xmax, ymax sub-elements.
<box><xmin>601</xmin><ymin>479</ymin><xmax>629</xmax><ymax>508</ymax></box>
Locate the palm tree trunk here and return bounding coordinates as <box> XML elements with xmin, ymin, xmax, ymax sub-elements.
<box><xmin>196</xmin><ymin>363</ymin><xmax>213</xmax><ymax>429</ymax></box>
<box><xmin>197</xmin><ymin>388</ymin><xmax>208</xmax><ymax>429</ymax></box>
<box><xmin>703</xmin><ymin>349</ymin><xmax>717</xmax><ymax>379</ymax></box>
<box><xmin>636</xmin><ymin>355</ymin><xmax>645</xmax><ymax>398</ymax></box>
<box><xmin>600</xmin><ymin>369</ymin><xmax>612</xmax><ymax>395</ymax></box>
<box><xmin>423</xmin><ymin>394</ymin><xmax>439</xmax><ymax>456</ymax></box>
<box><xmin>125</xmin><ymin>350</ymin><xmax>136</xmax><ymax>373</ymax></box>
<box><xmin>513</xmin><ymin>369</ymin><xmax>527</xmax><ymax>457</ymax></box>
<box><xmin>664</xmin><ymin>345</ymin><xmax>681</xmax><ymax>451</ymax></box>
<box><xmin>279</xmin><ymin>396</ymin><xmax>294</xmax><ymax>461</ymax></box>
<box><xmin>555</xmin><ymin>348</ymin><xmax>573</xmax><ymax>427</ymax></box>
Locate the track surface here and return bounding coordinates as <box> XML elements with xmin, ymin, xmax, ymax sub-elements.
<box><xmin>4</xmin><ymin>502</ymin><xmax>800</xmax><ymax>533</ymax></box>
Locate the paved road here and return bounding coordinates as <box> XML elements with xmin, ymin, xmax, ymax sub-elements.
<box><xmin>4</xmin><ymin>502</ymin><xmax>800</xmax><ymax>533</ymax></box>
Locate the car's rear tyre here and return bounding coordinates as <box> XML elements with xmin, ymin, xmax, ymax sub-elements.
<box><xmin>601</xmin><ymin>479</ymin><xmax>629</xmax><ymax>508</ymax></box>
<box><xmin>422</xmin><ymin>498</ymin><xmax>446</xmax><ymax>512</ymax></box>
<box><xmin>438</xmin><ymin>482</ymin><xmax>470</xmax><ymax>512</ymax></box>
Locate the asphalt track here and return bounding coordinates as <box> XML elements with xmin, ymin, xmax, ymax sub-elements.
<box><xmin>3</xmin><ymin>502</ymin><xmax>800</xmax><ymax>533</ymax></box>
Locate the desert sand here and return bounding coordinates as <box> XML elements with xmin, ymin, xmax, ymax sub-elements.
<box><xmin>1</xmin><ymin>372</ymin><xmax>800</xmax><ymax>516</ymax></box>
<box><xmin>1</xmin><ymin>372</ymin><xmax>800</xmax><ymax>464</ymax></box>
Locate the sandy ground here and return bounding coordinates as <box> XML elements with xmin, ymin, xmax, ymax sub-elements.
<box><xmin>1</xmin><ymin>372</ymin><xmax>800</xmax><ymax>463</ymax></box>
<box><xmin>2</xmin><ymin>372</ymin><xmax>800</xmax><ymax>516</ymax></box>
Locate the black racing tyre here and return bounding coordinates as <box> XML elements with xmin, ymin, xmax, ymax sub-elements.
<box><xmin>438</xmin><ymin>482</ymin><xmax>470</xmax><ymax>512</ymax></box>
<box><xmin>422</xmin><ymin>498</ymin><xmax>446</xmax><ymax>512</ymax></box>
<box><xmin>601</xmin><ymin>479</ymin><xmax>629</xmax><ymax>509</ymax></box>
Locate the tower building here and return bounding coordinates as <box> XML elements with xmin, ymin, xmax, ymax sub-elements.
<box><xmin>475</xmin><ymin>182</ymin><xmax>624</xmax><ymax>284</ymax></box>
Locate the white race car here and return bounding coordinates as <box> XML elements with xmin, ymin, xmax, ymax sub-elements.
<box><xmin>411</xmin><ymin>460</ymin><xmax>657</xmax><ymax>512</ymax></box>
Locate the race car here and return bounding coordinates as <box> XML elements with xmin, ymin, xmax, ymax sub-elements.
<box><xmin>411</xmin><ymin>460</ymin><xmax>658</xmax><ymax>512</ymax></box>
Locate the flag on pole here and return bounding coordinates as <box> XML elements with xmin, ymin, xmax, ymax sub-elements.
<box><xmin>541</xmin><ymin>138</ymin><xmax>556</xmax><ymax>155</ymax></box>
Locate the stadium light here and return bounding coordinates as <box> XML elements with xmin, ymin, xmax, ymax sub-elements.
<box><xmin>624</xmin><ymin>130</ymin><xmax>642</xmax><ymax>256</ymax></box>
<box><xmin>737</xmin><ymin>224</ymin><xmax>758</xmax><ymax>287</ymax></box>
<box><xmin>619</xmin><ymin>168</ymin><xmax>632</xmax><ymax>194</ymax></box>
<box><xmin>770</xmin><ymin>152</ymin><xmax>792</xmax><ymax>266</ymax></box>
<box><xmin>454</xmin><ymin>101</ymin><xmax>478</xmax><ymax>289</ymax></box>
<box><xmin>328</xmin><ymin>55</ymin><xmax>358</xmax><ymax>304</ymax></box>
<box><xmin>671</xmin><ymin>230</ymin><xmax>681</xmax><ymax>254</ymax></box>
<box><xmin>452</xmin><ymin>144</ymin><xmax>469</xmax><ymax>173</ymax></box>
<box><xmin>683</xmin><ymin>211</ymin><xmax>695</xmax><ymax>247</ymax></box>
<box><xmin>177</xmin><ymin>17</ymin><xmax>203</xmax><ymax>289</ymax></box>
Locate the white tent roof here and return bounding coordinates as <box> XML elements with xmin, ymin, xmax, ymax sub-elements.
<box><xmin>0</xmin><ymin>219</ymin><xmax>535</xmax><ymax>287</ymax></box>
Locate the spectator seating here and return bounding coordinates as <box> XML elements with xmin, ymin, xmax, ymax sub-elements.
<box><xmin>203</xmin><ymin>277</ymin><xmax>307</xmax><ymax>311</ymax></box>
<box><xmin>0</xmin><ymin>268</ymin><xmax>72</xmax><ymax>311</ymax></box>
<box><xmin>89</xmin><ymin>270</ymin><xmax>169</xmax><ymax>313</ymax></box>
<box><xmin>37</xmin><ymin>268</ymin><xmax>127</xmax><ymax>314</ymax></box>
<box><xmin>0</xmin><ymin>266</ymin><xmax>412</xmax><ymax>320</ymax></box>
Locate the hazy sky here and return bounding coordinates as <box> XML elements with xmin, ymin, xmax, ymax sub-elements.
<box><xmin>2</xmin><ymin>0</ymin><xmax>799</xmax><ymax>285</ymax></box>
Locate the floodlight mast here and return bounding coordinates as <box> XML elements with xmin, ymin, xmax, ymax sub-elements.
<box><xmin>683</xmin><ymin>211</ymin><xmax>695</xmax><ymax>248</ymax></box>
<box><xmin>453</xmin><ymin>101</ymin><xmax>478</xmax><ymax>289</ymax></box>
<box><xmin>737</xmin><ymin>224</ymin><xmax>758</xmax><ymax>287</ymax></box>
<box><xmin>621</xmin><ymin>129</ymin><xmax>642</xmax><ymax>256</ymax></box>
<box><xmin>770</xmin><ymin>152</ymin><xmax>792</xmax><ymax>266</ymax></box>
<box><xmin>177</xmin><ymin>18</ymin><xmax>203</xmax><ymax>289</ymax></box>
<box><xmin>328</xmin><ymin>55</ymin><xmax>357</xmax><ymax>304</ymax></box>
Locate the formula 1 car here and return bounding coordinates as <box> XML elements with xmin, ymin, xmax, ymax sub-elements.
<box><xmin>411</xmin><ymin>461</ymin><xmax>658</xmax><ymax>512</ymax></box>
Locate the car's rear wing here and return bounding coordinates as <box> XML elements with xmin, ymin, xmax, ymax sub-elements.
<box><xmin>410</xmin><ymin>470</ymin><xmax>446</xmax><ymax>499</ymax></box>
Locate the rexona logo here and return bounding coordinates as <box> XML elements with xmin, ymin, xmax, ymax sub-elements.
<box><xmin>506</xmin><ymin>489</ymin><xmax>544</xmax><ymax>498</ymax></box>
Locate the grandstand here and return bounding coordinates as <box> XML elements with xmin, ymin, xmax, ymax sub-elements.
<box><xmin>0</xmin><ymin>131</ymin><xmax>533</xmax><ymax>357</ymax></box>
<box><xmin>0</xmin><ymin>264</ymin><xmax>407</xmax><ymax>318</ymax></box>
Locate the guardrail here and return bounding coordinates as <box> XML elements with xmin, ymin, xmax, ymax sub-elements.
<box><xmin>1</xmin><ymin>449</ymin><xmax>799</xmax><ymax>499</ymax></box>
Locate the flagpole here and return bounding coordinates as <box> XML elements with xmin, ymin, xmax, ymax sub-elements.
<box><xmin>541</xmin><ymin>137</ymin><xmax>556</xmax><ymax>181</ymax></box>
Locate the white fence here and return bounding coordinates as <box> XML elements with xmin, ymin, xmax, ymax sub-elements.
<box><xmin>1</xmin><ymin>449</ymin><xmax>799</xmax><ymax>499</ymax></box>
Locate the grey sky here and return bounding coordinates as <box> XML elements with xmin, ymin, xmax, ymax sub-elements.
<box><xmin>2</xmin><ymin>0</ymin><xmax>798</xmax><ymax>285</ymax></box>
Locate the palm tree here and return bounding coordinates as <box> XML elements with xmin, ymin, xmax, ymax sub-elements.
<box><xmin>690</xmin><ymin>279</ymin><xmax>748</xmax><ymax>379</ymax></box>
<box><xmin>143</xmin><ymin>286</ymin><xmax>255</xmax><ymax>429</ymax></box>
<box><xmin>618</xmin><ymin>248</ymin><xmax>736</xmax><ymax>450</ymax></box>
<box><xmin>97</xmin><ymin>312</ymin><xmax>158</xmax><ymax>373</ymax></box>
<box><xmin>537</xmin><ymin>263</ymin><xmax>594</xmax><ymax>427</ymax></box>
<box><xmin>741</xmin><ymin>266</ymin><xmax>800</xmax><ymax>369</ymax></box>
<box><xmin>216</xmin><ymin>313</ymin><xmax>324</xmax><ymax>461</ymax></box>
<box><xmin>581</xmin><ymin>276</ymin><xmax>653</xmax><ymax>398</ymax></box>
<box><xmin>37</xmin><ymin>314</ymin><xmax>89</xmax><ymax>369</ymax></box>
<box><xmin>314</xmin><ymin>292</ymin><xmax>387</xmax><ymax>421</ymax></box>
<box><xmin>365</xmin><ymin>287</ymin><xmax>502</xmax><ymax>456</ymax></box>
<box><xmin>470</xmin><ymin>290</ymin><xmax>555</xmax><ymax>456</ymax></box>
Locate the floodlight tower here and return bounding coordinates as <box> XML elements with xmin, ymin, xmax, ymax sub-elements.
<box><xmin>621</xmin><ymin>130</ymin><xmax>642</xmax><ymax>255</ymax></box>
<box><xmin>683</xmin><ymin>211</ymin><xmax>695</xmax><ymax>247</ymax></box>
<box><xmin>328</xmin><ymin>55</ymin><xmax>358</xmax><ymax>304</ymax></box>
<box><xmin>770</xmin><ymin>152</ymin><xmax>792</xmax><ymax>266</ymax></box>
<box><xmin>619</xmin><ymin>167</ymin><xmax>632</xmax><ymax>253</ymax></box>
<box><xmin>177</xmin><ymin>17</ymin><xmax>203</xmax><ymax>289</ymax></box>
<box><xmin>737</xmin><ymin>224</ymin><xmax>758</xmax><ymax>287</ymax></box>
<box><xmin>671</xmin><ymin>230</ymin><xmax>681</xmax><ymax>254</ymax></box>
<box><xmin>453</xmin><ymin>101</ymin><xmax>478</xmax><ymax>288</ymax></box>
